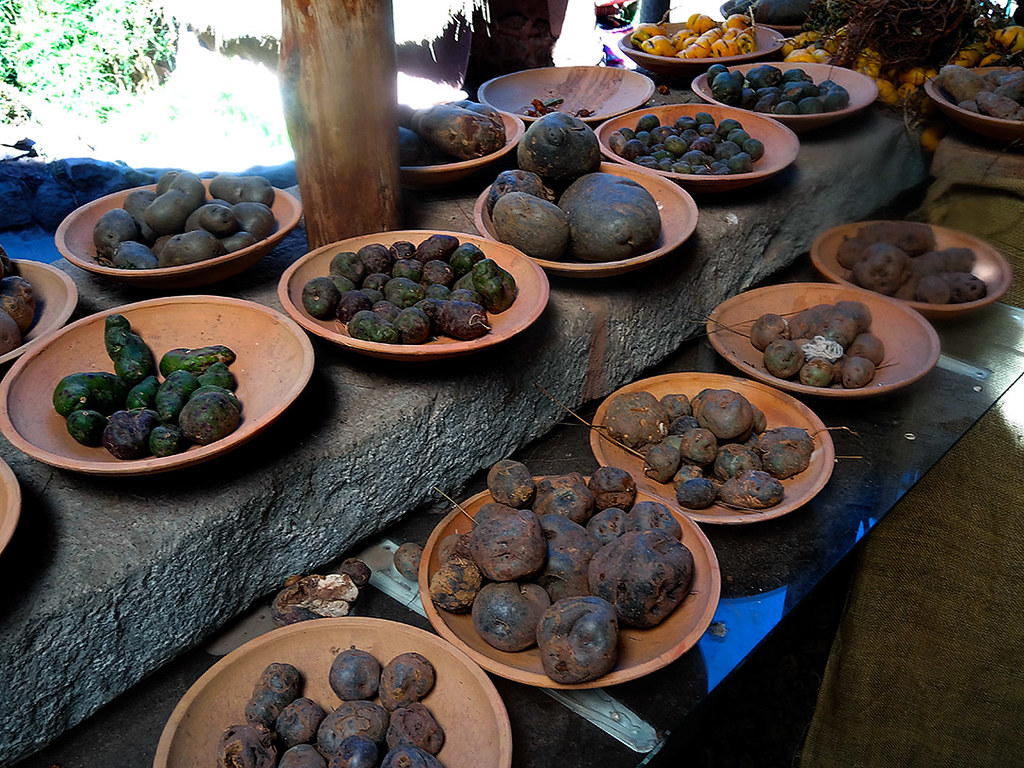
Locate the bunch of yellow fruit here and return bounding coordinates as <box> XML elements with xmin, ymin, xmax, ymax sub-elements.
<box><xmin>780</xmin><ymin>30</ymin><xmax>839</xmax><ymax>64</ymax></box>
<box><xmin>630</xmin><ymin>13</ymin><xmax>758</xmax><ymax>59</ymax></box>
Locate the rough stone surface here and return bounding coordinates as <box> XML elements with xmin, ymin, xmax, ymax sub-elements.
<box><xmin>0</xmin><ymin>108</ymin><xmax>927</xmax><ymax>762</ymax></box>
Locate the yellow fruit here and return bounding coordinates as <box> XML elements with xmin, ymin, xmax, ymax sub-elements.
<box><xmin>735</xmin><ymin>32</ymin><xmax>757</xmax><ymax>53</ymax></box>
<box><xmin>780</xmin><ymin>39</ymin><xmax>796</xmax><ymax>57</ymax></box>
<box><xmin>640</xmin><ymin>35</ymin><xmax>676</xmax><ymax>57</ymax></box>
<box><xmin>950</xmin><ymin>47</ymin><xmax>982</xmax><ymax>67</ymax></box>
<box><xmin>631</xmin><ymin>23</ymin><xmax>667</xmax><ymax>45</ymax></box>
<box><xmin>822</xmin><ymin>37</ymin><xmax>839</xmax><ymax>54</ymax></box>
<box><xmin>784</xmin><ymin>49</ymin><xmax>818</xmax><ymax>63</ymax></box>
<box><xmin>980</xmin><ymin>52</ymin><xmax>1005</xmax><ymax>66</ymax></box>
<box><xmin>898</xmin><ymin>67</ymin><xmax>929</xmax><ymax>86</ymax></box>
<box><xmin>724</xmin><ymin>13</ymin><xmax>750</xmax><ymax>29</ymax></box>
<box><xmin>711</xmin><ymin>38</ymin><xmax>739</xmax><ymax>57</ymax></box>
<box><xmin>876</xmin><ymin>79</ymin><xmax>899</xmax><ymax>105</ymax></box>
<box><xmin>688</xmin><ymin>13</ymin><xmax>717</xmax><ymax>34</ymax></box>
<box><xmin>794</xmin><ymin>30</ymin><xmax>820</xmax><ymax>46</ymax></box>
<box><xmin>684</xmin><ymin>41</ymin><xmax>712</xmax><ymax>58</ymax></box>
<box><xmin>920</xmin><ymin>124</ymin><xmax>946</xmax><ymax>152</ymax></box>
<box><xmin>811</xmin><ymin>47</ymin><xmax>831</xmax><ymax>63</ymax></box>
<box><xmin>993</xmin><ymin>25</ymin><xmax>1024</xmax><ymax>53</ymax></box>
<box><xmin>896</xmin><ymin>82</ymin><xmax>918</xmax><ymax>101</ymax></box>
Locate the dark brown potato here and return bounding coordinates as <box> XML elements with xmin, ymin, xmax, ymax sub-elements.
<box><xmin>329</xmin><ymin>735</ymin><xmax>378</xmax><ymax>768</ymax></box>
<box><xmin>486</xmin><ymin>459</ymin><xmax>536</xmax><ymax>508</ymax></box>
<box><xmin>660</xmin><ymin>393</ymin><xmax>691</xmax><ymax>421</ymax></box>
<box><xmin>278</xmin><ymin>744</ymin><xmax>326</xmax><ymax>768</ymax></box>
<box><xmin>673</xmin><ymin>464</ymin><xmax>704</xmax><ymax>484</ymax></box>
<box><xmin>915</xmin><ymin>274</ymin><xmax>952</xmax><ymax>304</ymax></box>
<box><xmin>469</xmin><ymin>507</ymin><xmax>546</xmax><ymax>581</ymax></box>
<box><xmin>764</xmin><ymin>338</ymin><xmax>804</xmax><ymax>379</ymax></box>
<box><xmin>380</xmin><ymin>744</ymin><xmax>445</xmax><ymax>768</ymax></box>
<box><xmin>358</xmin><ymin>243</ymin><xmax>394</xmax><ymax>275</ymax></box>
<box><xmin>669</xmin><ymin>415</ymin><xmax>701</xmax><ymax>435</ymax></box>
<box><xmin>587</xmin><ymin>466</ymin><xmax>637</xmax><ymax>511</ymax></box>
<box><xmin>644</xmin><ymin>439</ymin><xmax>682</xmax><ymax>483</ymax></box>
<box><xmin>851</xmin><ymin>243</ymin><xmax>910</xmax><ymax>295</ymax></box>
<box><xmin>680</xmin><ymin>427</ymin><xmax>718</xmax><ymax>466</ymax></box>
<box><xmin>718</xmin><ymin>469</ymin><xmax>785</xmax><ymax>509</ymax></box>
<box><xmin>857</xmin><ymin>220</ymin><xmax>934</xmax><ymax>256</ymax></box>
<box><xmin>786</xmin><ymin>310</ymin><xmax>817</xmax><ymax>340</ymax></box>
<box><xmin>413</xmin><ymin>233</ymin><xmax>460</xmax><ymax>263</ymax></box>
<box><xmin>836</xmin><ymin>235</ymin><xmax>869</xmax><ymax>269</ymax></box>
<box><xmin>750</xmin><ymin>404</ymin><xmax>767</xmax><ymax>434</ymax></box>
<box><xmin>436</xmin><ymin>532</ymin><xmax>472</xmax><ymax>564</ymax></box>
<box><xmin>428</xmin><ymin>555</ymin><xmax>482</xmax><ymax>614</ymax></box>
<box><xmin>944</xmin><ymin>272</ymin><xmax>987</xmax><ymax>303</ymax></box>
<box><xmin>533</xmin><ymin>473</ymin><xmax>595</xmax><ymax>524</ymax></box>
<box><xmin>841</xmin><ymin>355</ymin><xmax>876</xmax><ymax>388</ymax></box>
<box><xmin>588</xmin><ymin>530</ymin><xmax>694</xmax><ymax>628</ymax></box>
<box><xmin>713</xmin><ymin>443</ymin><xmax>763</xmax><ymax>481</ymax></box>
<box><xmin>536</xmin><ymin>513</ymin><xmax>601</xmax><ymax>601</ymax></box>
<box><xmin>833</xmin><ymin>300</ymin><xmax>872</xmax><ymax>334</ymax></box>
<box><xmin>318</xmin><ymin>701</ymin><xmax>390</xmax><ymax>753</ymax></box>
<box><xmin>486</xmin><ymin>168</ymin><xmax>551</xmax><ymax>214</ymax></box>
<box><xmin>393</xmin><ymin>543</ymin><xmax>423</xmax><ymax>581</ymax></box>
<box><xmin>491</xmin><ymin>191</ymin><xmax>570</xmax><ymax>261</ymax></box>
<box><xmin>586</xmin><ymin>507</ymin><xmax>629</xmax><ymax>545</ymax></box>
<box><xmin>276</xmin><ymin>697</ymin><xmax>327</xmax><ymax>749</ymax></box>
<box><xmin>338</xmin><ymin>558</ymin><xmax>372</xmax><ymax>589</ymax></box>
<box><xmin>694</xmin><ymin>388</ymin><xmax>755</xmax><ymax>442</ymax></box>
<box><xmin>217</xmin><ymin>723</ymin><xmax>277</xmax><ymax>768</ymax></box>
<box><xmin>625</xmin><ymin>500</ymin><xmax>682</xmax><ymax>540</ymax></box>
<box><xmin>749</xmin><ymin>313</ymin><xmax>790</xmax><ymax>351</ymax></box>
<box><xmin>676</xmin><ymin>477</ymin><xmax>718</xmax><ymax>509</ymax></box>
<box><xmin>244</xmin><ymin>662</ymin><xmax>302</xmax><ymax>729</ymax></box>
<box><xmin>847</xmin><ymin>332</ymin><xmax>885</xmax><ymax>365</ymax></box>
<box><xmin>379</xmin><ymin>653</ymin><xmax>436</xmax><ymax>711</ymax></box>
<box><xmin>817</xmin><ymin>313</ymin><xmax>858</xmax><ymax>349</ymax></box>
<box><xmin>536</xmin><ymin>596</ymin><xmax>619</xmax><ymax>684</ymax></box>
<box><xmin>386</xmin><ymin>702</ymin><xmax>445</xmax><ymax>754</ymax></box>
<box><xmin>758</xmin><ymin>427</ymin><xmax>814</xmax><ymax>479</ymax></box>
<box><xmin>602</xmin><ymin>391</ymin><xmax>669</xmax><ymax>448</ymax></box>
<box><xmin>472</xmin><ymin>581</ymin><xmax>551</xmax><ymax>651</ymax></box>
<box><xmin>330</xmin><ymin>649</ymin><xmax>382</xmax><ymax>701</ymax></box>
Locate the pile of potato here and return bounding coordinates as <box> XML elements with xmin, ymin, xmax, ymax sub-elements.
<box><xmin>602</xmin><ymin>387</ymin><xmax>815</xmax><ymax>511</ymax></box>
<box><xmin>749</xmin><ymin>300</ymin><xmax>884</xmax><ymax>389</ymax></box>
<box><xmin>933</xmin><ymin>64</ymin><xmax>1024</xmax><ymax>121</ymax></box>
<box><xmin>399</xmin><ymin>100</ymin><xmax>506</xmax><ymax>166</ymax></box>
<box><xmin>91</xmin><ymin>171</ymin><xmax>276</xmax><ymax>270</ymax></box>
<box><xmin>708</xmin><ymin>64</ymin><xmax>851</xmax><ymax>115</ymax></box>
<box><xmin>835</xmin><ymin>221</ymin><xmax>986</xmax><ymax>304</ymax></box>
<box><xmin>0</xmin><ymin>248</ymin><xmax>35</xmax><ymax>355</ymax></box>
<box><xmin>300</xmin><ymin>234</ymin><xmax>517</xmax><ymax>345</ymax></box>
<box><xmin>487</xmin><ymin>111</ymin><xmax>662</xmax><ymax>263</ymax></box>
<box><xmin>429</xmin><ymin>460</ymin><xmax>695</xmax><ymax>684</ymax></box>
<box><xmin>217</xmin><ymin>650</ymin><xmax>449</xmax><ymax>767</ymax></box>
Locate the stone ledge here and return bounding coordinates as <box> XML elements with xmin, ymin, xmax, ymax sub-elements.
<box><xmin>0</xmin><ymin>108</ymin><xmax>927</xmax><ymax>762</ymax></box>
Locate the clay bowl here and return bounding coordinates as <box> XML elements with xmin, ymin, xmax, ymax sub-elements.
<box><xmin>924</xmin><ymin>67</ymin><xmax>1024</xmax><ymax>144</ymax></box>
<box><xmin>400</xmin><ymin>113</ymin><xmax>526</xmax><ymax>189</ymax></box>
<box><xmin>706</xmin><ymin>282</ymin><xmax>941</xmax><ymax>398</ymax></box>
<box><xmin>617</xmin><ymin>24</ymin><xmax>785</xmax><ymax>78</ymax></box>
<box><xmin>590</xmin><ymin>372</ymin><xmax>835</xmax><ymax>525</ymax></box>
<box><xmin>477</xmin><ymin>66</ymin><xmax>656</xmax><ymax>124</ymax></box>
<box><xmin>0</xmin><ymin>296</ymin><xmax>314</xmax><ymax>476</ymax></box>
<box><xmin>691</xmin><ymin>62</ymin><xmax>878</xmax><ymax>132</ymax></box>
<box><xmin>0</xmin><ymin>259</ymin><xmax>78</xmax><ymax>367</ymax></box>
<box><xmin>278</xmin><ymin>230</ymin><xmax>549</xmax><ymax>361</ymax></box>
<box><xmin>0</xmin><ymin>457</ymin><xmax>20</xmax><ymax>560</ymax></box>
<box><xmin>472</xmin><ymin>162</ymin><xmax>699</xmax><ymax>278</ymax></box>
<box><xmin>155</xmin><ymin>617</ymin><xmax>513</xmax><ymax>768</ymax></box>
<box><xmin>595</xmin><ymin>103</ymin><xmax>800</xmax><ymax>193</ymax></box>
<box><xmin>54</xmin><ymin>181</ymin><xmax>302</xmax><ymax>290</ymax></box>
<box><xmin>810</xmin><ymin>221</ymin><xmax>1013</xmax><ymax>319</ymax></box>
<box><xmin>419</xmin><ymin>482</ymin><xmax>720</xmax><ymax>689</ymax></box>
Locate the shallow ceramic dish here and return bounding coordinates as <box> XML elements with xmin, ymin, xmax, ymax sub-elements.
<box><xmin>278</xmin><ymin>230</ymin><xmax>549</xmax><ymax>361</ymax></box>
<box><xmin>691</xmin><ymin>62</ymin><xmax>878</xmax><ymax>132</ymax></box>
<box><xmin>617</xmin><ymin>24</ymin><xmax>785</xmax><ymax>78</ymax></box>
<box><xmin>55</xmin><ymin>181</ymin><xmax>302</xmax><ymax>290</ymax></box>
<box><xmin>0</xmin><ymin>259</ymin><xmax>78</xmax><ymax>367</ymax></box>
<box><xmin>590</xmin><ymin>372</ymin><xmax>835</xmax><ymax>524</ymax></box>
<box><xmin>472</xmin><ymin>162</ymin><xmax>699</xmax><ymax>277</ymax></box>
<box><xmin>0</xmin><ymin>457</ymin><xmax>20</xmax><ymax>560</ymax></box>
<box><xmin>400</xmin><ymin>112</ymin><xmax>525</xmax><ymax>189</ymax></box>
<box><xmin>419</xmin><ymin>483</ymin><xmax>720</xmax><ymax>688</ymax></box>
<box><xmin>155</xmin><ymin>617</ymin><xmax>512</xmax><ymax>768</ymax></box>
<box><xmin>924</xmin><ymin>67</ymin><xmax>1024</xmax><ymax>144</ymax></box>
<box><xmin>0</xmin><ymin>296</ymin><xmax>314</xmax><ymax>476</ymax></box>
<box><xmin>595</xmin><ymin>103</ymin><xmax>800</xmax><ymax>193</ymax></box>
<box><xmin>810</xmin><ymin>221</ymin><xmax>1013</xmax><ymax>319</ymax></box>
<box><xmin>706</xmin><ymin>282</ymin><xmax>940</xmax><ymax>398</ymax></box>
<box><xmin>478</xmin><ymin>66</ymin><xmax>656</xmax><ymax>124</ymax></box>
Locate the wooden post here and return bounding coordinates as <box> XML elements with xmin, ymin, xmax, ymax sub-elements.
<box><xmin>279</xmin><ymin>0</ymin><xmax>402</xmax><ymax>249</ymax></box>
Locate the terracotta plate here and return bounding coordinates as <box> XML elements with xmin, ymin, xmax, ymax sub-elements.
<box><xmin>0</xmin><ymin>259</ymin><xmax>78</xmax><ymax>367</ymax></box>
<box><xmin>706</xmin><ymin>282</ymin><xmax>941</xmax><ymax>398</ymax></box>
<box><xmin>617</xmin><ymin>24</ymin><xmax>785</xmax><ymax>78</ymax></box>
<box><xmin>478</xmin><ymin>66</ymin><xmax>656</xmax><ymax>124</ymax></box>
<box><xmin>419</xmin><ymin>482</ymin><xmax>720</xmax><ymax>688</ymax></box>
<box><xmin>0</xmin><ymin>296</ymin><xmax>315</xmax><ymax>475</ymax></box>
<box><xmin>691</xmin><ymin>62</ymin><xmax>878</xmax><ymax>132</ymax></box>
<box><xmin>810</xmin><ymin>221</ymin><xmax>1013</xmax><ymax>319</ymax></box>
<box><xmin>595</xmin><ymin>103</ymin><xmax>800</xmax><ymax>193</ymax></box>
<box><xmin>0</xmin><ymin>457</ymin><xmax>20</xmax><ymax>560</ymax></box>
<box><xmin>154</xmin><ymin>617</ymin><xmax>513</xmax><ymax>768</ymax></box>
<box><xmin>278</xmin><ymin>230</ymin><xmax>549</xmax><ymax>361</ymax></box>
<box><xmin>400</xmin><ymin>113</ymin><xmax>526</xmax><ymax>189</ymax></box>
<box><xmin>472</xmin><ymin>162</ymin><xmax>699</xmax><ymax>278</ymax></box>
<box><xmin>590</xmin><ymin>372</ymin><xmax>835</xmax><ymax>524</ymax></box>
<box><xmin>923</xmin><ymin>67</ymin><xmax>1024</xmax><ymax>144</ymax></box>
<box><xmin>55</xmin><ymin>182</ymin><xmax>302</xmax><ymax>290</ymax></box>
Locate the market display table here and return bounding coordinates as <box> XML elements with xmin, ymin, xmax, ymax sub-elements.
<box><xmin>1</xmin><ymin>106</ymin><xmax>934</xmax><ymax>763</ymax></box>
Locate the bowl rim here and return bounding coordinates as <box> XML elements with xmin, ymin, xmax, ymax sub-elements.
<box><xmin>0</xmin><ymin>294</ymin><xmax>315</xmax><ymax>475</ymax></box>
<box><xmin>0</xmin><ymin>456</ymin><xmax>21</xmax><ymax>560</ymax></box>
<box><xmin>0</xmin><ymin>259</ymin><xmax>79</xmax><ymax>367</ymax></box>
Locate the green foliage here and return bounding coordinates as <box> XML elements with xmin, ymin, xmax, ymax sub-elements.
<box><xmin>0</xmin><ymin>0</ymin><xmax>176</xmax><ymax>120</ymax></box>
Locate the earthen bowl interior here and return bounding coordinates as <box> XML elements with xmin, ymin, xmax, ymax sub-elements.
<box><xmin>419</xmin><ymin>481</ymin><xmax>721</xmax><ymax>688</ymax></box>
<box><xmin>400</xmin><ymin>112</ymin><xmax>526</xmax><ymax>189</ymax></box>
<box><xmin>810</xmin><ymin>221</ymin><xmax>1013</xmax><ymax>319</ymax></box>
<box><xmin>617</xmin><ymin>24</ymin><xmax>785</xmax><ymax>78</ymax></box>
<box><xmin>154</xmin><ymin>617</ymin><xmax>513</xmax><ymax>768</ymax></box>
<box><xmin>54</xmin><ymin>181</ymin><xmax>302</xmax><ymax>290</ymax></box>
<box><xmin>707</xmin><ymin>282</ymin><xmax>941</xmax><ymax>397</ymax></box>
<box><xmin>590</xmin><ymin>372</ymin><xmax>835</xmax><ymax>524</ymax></box>
<box><xmin>0</xmin><ymin>295</ymin><xmax>315</xmax><ymax>476</ymax></box>
<box><xmin>923</xmin><ymin>67</ymin><xmax>1024</xmax><ymax>144</ymax></box>
<box><xmin>278</xmin><ymin>229</ymin><xmax>549</xmax><ymax>361</ymax></box>
<box><xmin>595</xmin><ymin>103</ymin><xmax>800</xmax><ymax>192</ymax></box>
<box><xmin>472</xmin><ymin>162</ymin><xmax>699</xmax><ymax>277</ymax></box>
<box><xmin>477</xmin><ymin>66</ymin><xmax>656</xmax><ymax>123</ymax></box>
<box><xmin>0</xmin><ymin>259</ymin><xmax>78</xmax><ymax>367</ymax></box>
<box><xmin>691</xmin><ymin>62</ymin><xmax>878</xmax><ymax>132</ymax></box>
<box><xmin>0</xmin><ymin>457</ymin><xmax>20</xmax><ymax>559</ymax></box>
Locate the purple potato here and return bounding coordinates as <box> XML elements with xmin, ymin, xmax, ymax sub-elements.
<box><xmin>379</xmin><ymin>652</ymin><xmax>436</xmax><ymax>711</ymax></box>
<box><xmin>536</xmin><ymin>596</ymin><xmax>619</xmax><ymax>684</ymax></box>
<box><xmin>330</xmin><ymin>649</ymin><xmax>382</xmax><ymax>701</ymax></box>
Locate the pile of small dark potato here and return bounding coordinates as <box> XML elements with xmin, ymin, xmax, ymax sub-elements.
<box><xmin>429</xmin><ymin>459</ymin><xmax>695</xmax><ymax>684</ymax></box>
<box><xmin>216</xmin><ymin>650</ymin><xmax>447</xmax><ymax>768</ymax></box>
